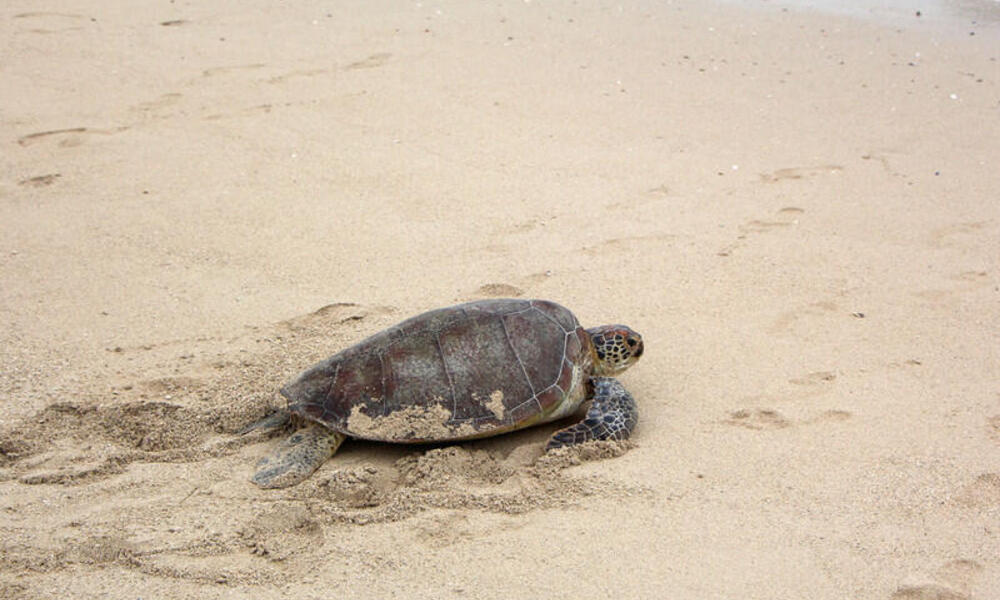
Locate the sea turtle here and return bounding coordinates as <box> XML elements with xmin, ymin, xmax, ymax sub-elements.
<box><xmin>250</xmin><ymin>298</ymin><xmax>643</xmax><ymax>488</ymax></box>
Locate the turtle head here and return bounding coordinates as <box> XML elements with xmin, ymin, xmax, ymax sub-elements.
<box><xmin>586</xmin><ymin>325</ymin><xmax>644</xmax><ymax>376</ymax></box>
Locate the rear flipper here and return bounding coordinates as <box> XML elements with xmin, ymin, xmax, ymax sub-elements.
<box><xmin>239</xmin><ymin>410</ymin><xmax>291</xmax><ymax>435</ymax></box>
<box><xmin>546</xmin><ymin>377</ymin><xmax>638</xmax><ymax>450</ymax></box>
<box><xmin>252</xmin><ymin>424</ymin><xmax>346</xmax><ymax>489</ymax></box>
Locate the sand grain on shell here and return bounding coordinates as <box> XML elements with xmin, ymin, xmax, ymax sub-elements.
<box><xmin>485</xmin><ymin>390</ymin><xmax>505</xmax><ymax>420</ymax></box>
<box><xmin>347</xmin><ymin>403</ymin><xmax>478</xmax><ymax>440</ymax></box>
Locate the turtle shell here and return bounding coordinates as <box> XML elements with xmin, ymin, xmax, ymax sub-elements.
<box><xmin>280</xmin><ymin>299</ymin><xmax>594</xmax><ymax>442</ymax></box>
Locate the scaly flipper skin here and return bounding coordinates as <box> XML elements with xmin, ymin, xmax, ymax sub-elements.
<box><xmin>238</xmin><ymin>410</ymin><xmax>291</xmax><ymax>435</ymax></box>
<box><xmin>251</xmin><ymin>424</ymin><xmax>346</xmax><ymax>489</ymax></box>
<box><xmin>545</xmin><ymin>377</ymin><xmax>638</xmax><ymax>450</ymax></box>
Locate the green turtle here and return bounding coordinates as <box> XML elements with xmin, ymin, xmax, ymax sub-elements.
<box><xmin>250</xmin><ymin>298</ymin><xmax>643</xmax><ymax>488</ymax></box>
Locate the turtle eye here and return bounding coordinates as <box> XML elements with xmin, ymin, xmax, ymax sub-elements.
<box><xmin>626</xmin><ymin>337</ymin><xmax>637</xmax><ymax>347</ymax></box>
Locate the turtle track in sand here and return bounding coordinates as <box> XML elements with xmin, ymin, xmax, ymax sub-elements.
<box><xmin>0</xmin><ymin>303</ymin><xmax>388</xmax><ymax>484</ymax></box>
<box><xmin>0</xmin><ymin>302</ymin><xmax>648</xmax><ymax>594</ymax></box>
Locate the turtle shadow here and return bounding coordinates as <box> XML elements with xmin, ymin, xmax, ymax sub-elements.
<box><xmin>327</xmin><ymin>425</ymin><xmax>547</xmax><ymax>466</ymax></box>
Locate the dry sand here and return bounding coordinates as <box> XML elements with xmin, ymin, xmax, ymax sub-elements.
<box><xmin>2</xmin><ymin>0</ymin><xmax>999</xmax><ymax>598</ymax></box>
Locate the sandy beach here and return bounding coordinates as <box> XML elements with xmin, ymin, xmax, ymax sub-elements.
<box><xmin>2</xmin><ymin>1</ymin><xmax>999</xmax><ymax>598</ymax></box>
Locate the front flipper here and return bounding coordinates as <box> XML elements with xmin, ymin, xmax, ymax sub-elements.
<box><xmin>546</xmin><ymin>377</ymin><xmax>638</xmax><ymax>450</ymax></box>
<box><xmin>251</xmin><ymin>424</ymin><xmax>346</xmax><ymax>489</ymax></box>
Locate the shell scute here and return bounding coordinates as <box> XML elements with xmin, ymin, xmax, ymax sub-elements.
<box><xmin>566</xmin><ymin>327</ymin><xmax>583</xmax><ymax>358</ymax></box>
<box><xmin>507</xmin><ymin>398</ymin><xmax>543</xmax><ymax>425</ymax></box>
<box><xmin>435</xmin><ymin>313</ymin><xmax>532</xmax><ymax>422</ymax></box>
<box><xmin>331</xmin><ymin>351</ymin><xmax>382</xmax><ymax>406</ymax></box>
<box><xmin>380</xmin><ymin>337</ymin><xmax>451</xmax><ymax>409</ymax></box>
<box><xmin>502</xmin><ymin>306</ymin><xmax>568</xmax><ymax>396</ymax></box>
<box><xmin>534</xmin><ymin>385</ymin><xmax>565</xmax><ymax>414</ymax></box>
<box><xmin>555</xmin><ymin>358</ymin><xmax>576</xmax><ymax>395</ymax></box>
<box><xmin>530</xmin><ymin>299</ymin><xmax>578</xmax><ymax>332</ymax></box>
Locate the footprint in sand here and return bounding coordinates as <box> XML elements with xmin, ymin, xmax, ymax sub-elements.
<box><xmin>505</xmin><ymin>220</ymin><xmax>540</xmax><ymax>234</ymax></box>
<box><xmin>806</xmin><ymin>409</ymin><xmax>852</xmax><ymax>423</ymax></box>
<box><xmin>722</xmin><ymin>407</ymin><xmax>851</xmax><ymax>430</ymax></box>
<box><xmin>949</xmin><ymin>270</ymin><xmax>990</xmax><ymax>283</ymax></box>
<box><xmin>582</xmin><ymin>233</ymin><xmax>676</xmax><ymax>256</ymax></box>
<box><xmin>200</xmin><ymin>64</ymin><xmax>267</xmax><ymax>78</ymax></box>
<box><xmin>278</xmin><ymin>302</ymin><xmax>395</xmax><ymax>332</ymax></box>
<box><xmin>788</xmin><ymin>371</ymin><xmax>837</xmax><ymax>386</ymax></box>
<box><xmin>473</xmin><ymin>283</ymin><xmax>525</xmax><ymax>298</ymax></box>
<box><xmin>16</xmin><ymin>128</ymin><xmax>86</xmax><ymax>146</ymax></box>
<box><xmin>987</xmin><ymin>415</ymin><xmax>1000</xmax><ymax>443</ymax></box>
<box><xmin>910</xmin><ymin>269</ymin><xmax>994</xmax><ymax>304</ymax></box>
<box><xmin>467</xmin><ymin>272</ymin><xmax>556</xmax><ymax>300</ymax></box>
<box><xmin>130</xmin><ymin>92</ymin><xmax>183</xmax><ymax>114</ymax></box>
<box><xmin>204</xmin><ymin>103</ymin><xmax>292</xmax><ymax>120</ymax></box>
<box><xmin>603</xmin><ymin>183</ymin><xmax>671</xmax><ymax>211</ymax></box>
<box><xmin>16</xmin><ymin>126</ymin><xmax>130</xmax><ymax>148</ymax></box>
<box><xmin>411</xmin><ymin>511</ymin><xmax>479</xmax><ymax>547</ymax></box>
<box><xmin>2</xmin><ymin>397</ymin><xmax>212</xmax><ymax>486</ymax></box>
<box><xmin>891</xmin><ymin>559</ymin><xmax>983</xmax><ymax>600</ymax></box>
<box><xmin>17</xmin><ymin>173</ymin><xmax>61</xmax><ymax>187</ymax></box>
<box><xmin>954</xmin><ymin>473</ymin><xmax>1000</xmax><ymax>508</ymax></box>
<box><xmin>13</xmin><ymin>11</ymin><xmax>86</xmax><ymax>19</ymax></box>
<box><xmin>766</xmin><ymin>299</ymin><xmax>841</xmax><ymax>336</ymax></box>
<box><xmin>724</xmin><ymin>409</ymin><xmax>791</xmax><ymax>430</ymax></box>
<box><xmin>758</xmin><ymin>165</ymin><xmax>843</xmax><ymax>183</ymax></box>
<box><xmin>777</xmin><ymin>206</ymin><xmax>805</xmax><ymax>215</ymax></box>
<box><xmin>785</xmin><ymin>370</ymin><xmax>841</xmax><ymax>402</ymax></box>
<box><xmin>717</xmin><ymin>206</ymin><xmax>805</xmax><ymax>257</ymax></box>
<box><xmin>519</xmin><ymin>271</ymin><xmax>554</xmax><ymax>286</ymax></box>
<box><xmin>344</xmin><ymin>52</ymin><xmax>392</xmax><ymax>70</ymax></box>
<box><xmin>861</xmin><ymin>151</ymin><xmax>909</xmax><ymax>178</ymax></box>
<box><xmin>412</xmin><ymin>509</ymin><xmax>526</xmax><ymax>548</ymax></box>
<box><xmin>266</xmin><ymin>69</ymin><xmax>329</xmax><ymax>84</ymax></box>
<box><xmin>927</xmin><ymin>221</ymin><xmax>991</xmax><ymax>249</ymax></box>
<box><xmin>12</xmin><ymin>11</ymin><xmax>90</xmax><ymax>33</ymax></box>
<box><xmin>239</xmin><ymin>503</ymin><xmax>321</xmax><ymax>561</ymax></box>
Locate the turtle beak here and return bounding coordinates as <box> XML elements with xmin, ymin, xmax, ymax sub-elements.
<box><xmin>626</xmin><ymin>332</ymin><xmax>644</xmax><ymax>362</ymax></box>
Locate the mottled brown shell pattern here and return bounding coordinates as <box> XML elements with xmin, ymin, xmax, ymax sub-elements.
<box><xmin>280</xmin><ymin>299</ymin><xmax>594</xmax><ymax>442</ymax></box>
